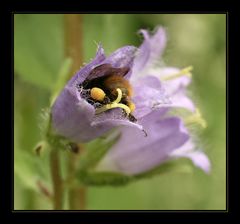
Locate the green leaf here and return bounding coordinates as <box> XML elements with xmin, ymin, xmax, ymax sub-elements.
<box><xmin>78</xmin><ymin>171</ymin><xmax>132</xmax><ymax>186</ymax></box>
<box><xmin>14</xmin><ymin>150</ymin><xmax>41</xmax><ymax>190</ymax></box>
<box><xmin>77</xmin><ymin>130</ymin><xmax>120</xmax><ymax>171</ymax></box>
<box><xmin>14</xmin><ymin>14</ymin><xmax>64</xmax><ymax>90</ymax></box>
<box><xmin>77</xmin><ymin>158</ymin><xmax>193</xmax><ymax>187</ymax></box>
<box><xmin>14</xmin><ymin>150</ymin><xmax>38</xmax><ymax>191</ymax></box>
<box><xmin>14</xmin><ymin>148</ymin><xmax>51</xmax><ymax>192</ymax></box>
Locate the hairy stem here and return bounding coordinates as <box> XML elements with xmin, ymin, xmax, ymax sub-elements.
<box><xmin>64</xmin><ymin>14</ymin><xmax>86</xmax><ymax>210</ymax></box>
<box><xmin>50</xmin><ymin>149</ymin><xmax>63</xmax><ymax>210</ymax></box>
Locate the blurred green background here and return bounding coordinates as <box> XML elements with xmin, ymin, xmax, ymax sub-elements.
<box><xmin>14</xmin><ymin>14</ymin><xmax>226</xmax><ymax>210</ymax></box>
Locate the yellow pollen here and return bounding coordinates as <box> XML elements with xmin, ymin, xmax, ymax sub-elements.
<box><xmin>162</xmin><ymin>66</ymin><xmax>193</xmax><ymax>81</ymax></box>
<box><xmin>95</xmin><ymin>88</ymin><xmax>131</xmax><ymax>116</ymax></box>
<box><xmin>127</xmin><ymin>101</ymin><xmax>136</xmax><ymax>113</ymax></box>
<box><xmin>184</xmin><ymin>108</ymin><xmax>207</xmax><ymax>128</ymax></box>
<box><xmin>90</xmin><ymin>87</ymin><xmax>106</xmax><ymax>101</ymax></box>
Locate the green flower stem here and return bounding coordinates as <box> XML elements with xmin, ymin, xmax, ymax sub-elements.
<box><xmin>50</xmin><ymin>149</ymin><xmax>63</xmax><ymax>210</ymax></box>
<box><xmin>64</xmin><ymin>14</ymin><xmax>86</xmax><ymax>210</ymax></box>
<box><xmin>68</xmin><ymin>150</ymin><xmax>86</xmax><ymax>210</ymax></box>
<box><xmin>64</xmin><ymin>14</ymin><xmax>83</xmax><ymax>79</ymax></box>
<box><xmin>69</xmin><ymin>187</ymin><xmax>86</xmax><ymax>210</ymax></box>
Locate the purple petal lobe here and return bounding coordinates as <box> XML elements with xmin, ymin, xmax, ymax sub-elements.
<box><xmin>68</xmin><ymin>45</ymin><xmax>106</xmax><ymax>86</ymax></box>
<box><xmin>91</xmin><ymin>108</ymin><xmax>143</xmax><ymax>131</ymax></box>
<box><xmin>169</xmin><ymin>90</ymin><xmax>195</xmax><ymax>112</ymax></box>
<box><xmin>150</xmin><ymin>67</ymin><xmax>191</xmax><ymax>95</ymax></box>
<box><xmin>97</xmin><ymin>112</ymin><xmax>189</xmax><ymax>175</ymax></box>
<box><xmin>51</xmin><ymin>87</ymin><xmax>95</xmax><ymax>142</ymax></box>
<box><xmin>132</xmin><ymin>75</ymin><xmax>171</xmax><ymax>118</ymax></box>
<box><xmin>84</xmin><ymin>63</ymin><xmax>130</xmax><ymax>81</ymax></box>
<box><xmin>132</xmin><ymin>27</ymin><xmax>167</xmax><ymax>75</ymax></box>
<box><xmin>148</xmin><ymin>67</ymin><xmax>195</xmax><ymax>112</ymax></box>
<box><xmin>170</xmin><ymin>140</ymin><xmax>211</xmax><ymax>173</ymax></box>
<box><xmin>102</xmin><ymin>46</ymin><xmax>137</xmax><ymax>69</ymax></box>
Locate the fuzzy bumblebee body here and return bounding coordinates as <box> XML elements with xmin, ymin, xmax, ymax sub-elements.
<box><xmin>103</xmin><ymin>75</ymin><xmax>133</xmax><ymax>101</ymax></box>
<box><xmin>80</xmin><ymin>64</ymin><xmax>137</xmax><ymax>121</ymax></box>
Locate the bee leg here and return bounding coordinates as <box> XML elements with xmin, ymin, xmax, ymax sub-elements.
<box><xmin>128</xmin><ymin>113</ymin><xmax>137</xmax><ymax>122</ymax></box>
<box><xmin>121</xmin><ymin>111</ymin><xmax>137</xmax><ymax>123</ymax></box>
<box><xmin>125</xmin><ymin>113</ymin><xmax>147</xmax><ymax>136</ymax></box>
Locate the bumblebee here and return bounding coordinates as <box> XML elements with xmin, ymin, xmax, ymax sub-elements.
<box><xmin>80</xmin><ymin>64</ymin><xmax>137</xmax><ymax>122</ymax></box>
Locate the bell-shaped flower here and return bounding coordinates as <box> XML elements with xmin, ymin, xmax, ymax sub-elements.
<box><xmin>51</xmin><ymin>27</ymin><xmax>210</xmax><ymax>174</ymax></box>
<box><xmin>51</xmin><ymin>46</ymin><xmax>143</xmax><ymax>142</ymax></box>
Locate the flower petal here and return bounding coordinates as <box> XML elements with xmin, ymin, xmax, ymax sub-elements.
<box><xmin>132</xmin><ymin>75</ymin><xmax>171</xmax><ymax>118</ymax></box>
<box><xmin>68</xmin><ymin>45</ymin><xmax>106</xmax><ymax>86</ymax></box>
<box><xmin>97</xmin><ymin>112</ymin><xmax>189</xmax><ymax>175</ymax></box>
<box><xmin>150</xmin><ymin>67</ymin><xmax>191</xmax><ymax>94</ymax></box>
<box><xmin>51</xmin><ymin>44</ymin><xmax>144</xmax><ymax>143</ymax></box>
<box><xmin>132</xmin><ymin>27</ymin><xmax>167</xmax><ymax>77</ymax></box>
<box><xmin>51</xmin><ymin>86</ymin><xmax>95</xmax><ymax>142</ymax></box>
<box><xmin>51</xmin><ymin>86</ymin><xmax>143</xmax><ymax>143</ymax></box>
<box><xmin>91</xmin><ymin>108</ymin><xmax>143</xmax><ymax>131</ymax></box>
<box><xmin>170</xmin><ymin>140</ymin><xmax>211</xmax><ymax>173</ymax></box>
<box><xmin>169</xmin><ymin>90</ymin><xmax>195</xmax><ymax>112</ymax></box>
<box><xmin>148</xmin><ymin>67</ymin><xmax>195</xmax><ymax>112</ymax></box>
<box><xmin>102</xmin><ymin>45</ymin><xmax>137</xmax><ymax>70</ymax></box>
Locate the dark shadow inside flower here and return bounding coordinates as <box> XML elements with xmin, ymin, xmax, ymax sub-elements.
<box><xmin>78</xmin><ymin>62</ymin><xmax>140</xmax><ymax>121</ymax></box>
<box><xmin>79</xmin><ymin>64</ymin><xmax>130</xmax><ymax>104</ymax></box>
<box><xmin>51</xmin><ymin>45</ymin><xmax>145</xmax><ymax>142</ymax></box>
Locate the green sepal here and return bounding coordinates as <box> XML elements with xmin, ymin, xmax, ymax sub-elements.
<box><xmin>47</xmin><ymin>134</ymin><xmax>72</xmax><ymax>152</ymax></box>
<box><xmin>39</xmin><ymin>107</ymin><xmax>72</xmax><ymax>152</ymax></box>
<box><xmin>77</xmin><ymin>130</ymin><xmax>120</xmax><ymax>171</ymax></box>
<box><xmin>77</xmin><ymin>170</ymin><xmax>132</xmax><ymax>186</ymax></box>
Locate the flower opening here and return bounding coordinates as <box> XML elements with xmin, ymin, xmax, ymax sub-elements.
<box><xmin>78</xmin><ymin>63</ymin><xmax>136</xmax><ymax>121</ymax></box>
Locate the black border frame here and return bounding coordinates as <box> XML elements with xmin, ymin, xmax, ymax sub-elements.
<box><xmin>1</xmin><ymin>0</ymin><xmax>237</xmax><ymax>222</ymax></box>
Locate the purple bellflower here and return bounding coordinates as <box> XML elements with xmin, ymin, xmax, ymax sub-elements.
<box><xmin>51</xmin><ymin>27</ymin><xmax>210</xmax><ymax>175</ymax></box>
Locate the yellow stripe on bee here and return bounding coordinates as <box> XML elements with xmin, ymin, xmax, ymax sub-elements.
<box><xmin>90</xmin><ymin>87</ymin><xmax>106</xmax><ymax>101</ymax></box>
